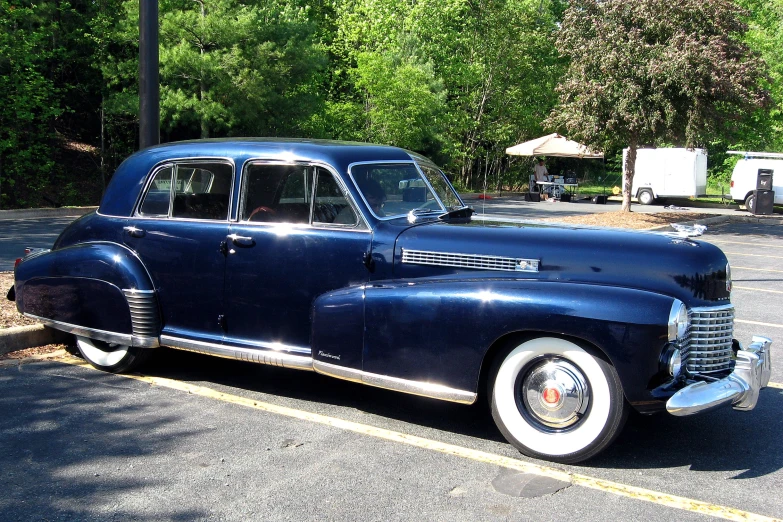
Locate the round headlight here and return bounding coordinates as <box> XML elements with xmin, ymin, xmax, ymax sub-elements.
<box><xmin>668</xmin><ymin>300</ymin><xmax>690</xmax><ymax>341</ymax></box>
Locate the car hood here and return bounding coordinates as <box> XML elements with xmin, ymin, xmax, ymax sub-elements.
<box><xmin>391</xmin><ymin>219</ymin><xmax>731</xmax><ymax>307</ymax></box>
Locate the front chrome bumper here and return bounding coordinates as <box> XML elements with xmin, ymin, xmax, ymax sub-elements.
<box><xmin>666</xmin><ymin>336</ymin><xmax>772</xmax><ymax>416</ymax></box>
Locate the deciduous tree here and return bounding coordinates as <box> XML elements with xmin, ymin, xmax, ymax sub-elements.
<box><xmin>548</xmin><ymin>0</ymin><xmax>769</xmax><ymax>211</ymax></box>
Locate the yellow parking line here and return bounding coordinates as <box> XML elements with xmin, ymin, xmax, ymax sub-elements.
<box><xmin>724</xmin><ymin>251</ymin><xmax>783</xmax><ymax>259</ymax></box>
<box><xmin>767</xmin><ymin>382</ymin><xmax>783</xmax><ymax>390</ymax></box>
<box><xmin>733</xmin><ymin>286</ymin><xmax>783</xmax><ymax>294</ymax></box>
<box><xmin>709</xmin><ymin>240</ymin><xmax>783</xmax><ymax>250</ymax></box>
<box><xmin>51</xmin><ymin>355</ymin><xmax>777</xmax><ymax>522</ymax></box>
<box><xmin>735</xmin><ymin>319</ymin><xmax>783</xmax><ymax>329</ymax></box>
<box><xmin>733</xmin><ymin>266</ymin><xmax>783</xmax><ymax>273</ymax></box>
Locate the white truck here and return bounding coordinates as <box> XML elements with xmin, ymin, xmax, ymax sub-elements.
<box><xmin>622</xmin><ymin>148</ymin><xmax>708</xmax><ymax>205</ymax></box>
<box><xmin>728</xmin><ymin>151</ymin><xmax>782</xmax><ymax>210</ymax></box>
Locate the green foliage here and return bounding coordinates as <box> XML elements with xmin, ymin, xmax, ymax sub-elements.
<box><xmin>0</xmin><ymin>1</ymin><xmax>63</xmax><ymax>208</ymax></box>
<box><xmin>3</xmin><ymin>0</ymin><xmax>783</xmax><ymax>207</ymax></box>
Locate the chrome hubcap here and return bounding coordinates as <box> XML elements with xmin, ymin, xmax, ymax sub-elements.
<box><xmin>521</xmin><ymin>359</ymin><xmax>590</xmax><ymax>429</ymax></box>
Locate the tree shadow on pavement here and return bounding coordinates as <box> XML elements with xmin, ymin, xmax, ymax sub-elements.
<box><xmin>0</xmin><ymin>360</ymin><xmax>211</xmax><ymax>520</ymax></box>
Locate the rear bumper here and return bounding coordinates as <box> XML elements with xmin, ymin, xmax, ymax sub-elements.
<box><xmin>666</xmin><ymin>336</ymin><xmax>772</xmax><ymax>416</ymax></box>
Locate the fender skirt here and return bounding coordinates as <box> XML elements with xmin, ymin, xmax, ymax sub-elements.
<box><xmin>13</xmin><ymin>242</ymin><xmax>159</xmax><ymax>348</ymax></box>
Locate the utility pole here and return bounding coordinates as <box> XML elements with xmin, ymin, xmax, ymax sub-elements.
<box><xmin>139</xmin><ymin>0</ymin><xmax>160</xmax><ymax>149</ymax></box>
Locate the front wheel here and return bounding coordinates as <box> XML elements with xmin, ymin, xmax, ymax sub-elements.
<box><xmin>489</xmin><ymin>337</ymin><xmax>627</xmax><ymax>464</ymax></box>
<box><xmin>76</xmin><ymin>336</ymin><xmax>152</xmax><ymax>373</ymax></box>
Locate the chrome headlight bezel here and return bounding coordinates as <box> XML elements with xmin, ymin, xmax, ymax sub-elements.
<box><xmin>668</xmin><ymin>300</ymin><xmax>690</xmax><ymax>342</ymax></box>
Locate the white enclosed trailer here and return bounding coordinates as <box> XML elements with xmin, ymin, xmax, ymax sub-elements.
<box><xmin>727</xmin><ymin>151</ymin><xmax>783</xmax><ymax>209</ymax></box>
<box><xmin>622</xmin><ymin>148</ymin><xmax>708</xmax><ymax>205</ymax></box>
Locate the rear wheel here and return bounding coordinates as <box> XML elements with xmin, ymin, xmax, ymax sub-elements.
<box><xmin>76</xmin><ymin>336</ymin><xmax>152</xmax><ymax>373</ymax></box>
<box><xmin>745</xmin><ymin>193</ymin><xmax>756</xmax><ymax>213</ymax></box>
<box><xmin>637</xmin><ymin>189</ymin><xmax>655</xmax><ymax>205</ymax></box>
<box><xmin>488</xmin><ymin>337</ymin><xmax>627</xmax><ymax>464</ymax></box>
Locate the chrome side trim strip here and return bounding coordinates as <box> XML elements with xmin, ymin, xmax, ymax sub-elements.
<box><xmin>160</xmin><ymin>335</ymin><xmax>313</xmax><ymax>372</ymax></box>
<box><xmin>23</xmin><ymin>313</ymin><xmax>160</xmax><ymax>348</ymax></box>
<box><xmin>222</xmin><ymin>338</ymin><xmax>311</xmax><ymax>355</ymax></box>
<box><xmin>313</xmin><ymin>360</ymin><xmax>477</xmax><ymax>405</ymax></box>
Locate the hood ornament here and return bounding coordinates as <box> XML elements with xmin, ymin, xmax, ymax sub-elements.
<box><xmin>670</xmin><ymin>223</ymin><xmax>706</xmax><ymax>238</ymax></box>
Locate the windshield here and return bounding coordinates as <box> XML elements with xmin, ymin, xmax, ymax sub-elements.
<box><xmin>350</xmin><ymin>162</ymin><xmax>463</xmax><ymax>219</ymax></box>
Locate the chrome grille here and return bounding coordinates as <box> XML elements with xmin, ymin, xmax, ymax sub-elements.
<box><xmin>123</xmin><ymin>289</ymin><xmax>160</xmax><ymax>338</ymax></box>
<box><xmin>682</xmin><ymin>305</ymin><xmax>734</xmax><ymax>375</ymax></box>
<box><xmin>401</xmin><ymin>249</ymin><xmax>538</xmax><ymax>272</ymax></box>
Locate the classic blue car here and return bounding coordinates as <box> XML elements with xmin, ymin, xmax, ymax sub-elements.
<box><xmin>9</xmin><ymin>139</ymin><xmax>772</xmax><ymax>463</ymax></box>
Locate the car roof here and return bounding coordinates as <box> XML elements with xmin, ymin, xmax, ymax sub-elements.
<box><xmin>99</xmin><ymin>139</ymin><xmax>417</xmax><ymax>217</ymax></box>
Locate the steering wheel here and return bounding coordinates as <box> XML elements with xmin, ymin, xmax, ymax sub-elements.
<box><xmin>248</xmin><ymin>206</ymin><xmax>276</xmax><ymax>221</ymax></box>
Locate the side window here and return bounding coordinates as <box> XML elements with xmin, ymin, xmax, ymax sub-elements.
<box><xmin>171</xmin><ymin>162</ymin><xmax>233</xmax><ymax>220</ymax></box>
<box><xmin>241</xmin><ymin>163</ymin><xmax>313</xmax><ymax>224</ymax></box>
<box><xmin>314</xmin><ymin>168</ymin><xmax>358</xmax><ymax>226</ymax></box>
<box><xmin>139</xmin><ymin>165</ymin><xmax>174</xmax><ymax>216</ymax></box>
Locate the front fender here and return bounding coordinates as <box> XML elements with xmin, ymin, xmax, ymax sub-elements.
<box><xmin>14</xmin><ymin>241</ymin><xmax>159</xmax><ymax>347</ymax></box>
<box><xmin>360</xmin><ymin>278</ymin><xmax>674</xmax><ymax>407</ymax></box>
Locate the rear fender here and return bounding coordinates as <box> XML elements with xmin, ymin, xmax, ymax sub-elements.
<box><xmin>14</xmin><ymin>241</ymin><xmax>159</xmax><ymax>347</ymax></box>
<box><xmin>359</xmin><ymin>278</ymin><xmax>674</xmax><ymax>406</ymax></box>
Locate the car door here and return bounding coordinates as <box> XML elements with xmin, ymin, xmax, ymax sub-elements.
<box><xmin>223</xmin><ymin>161</ymin><xmax>371</xmax><ymax>353</ymax></box>
<box><xmin>124</xmin><ymin>159</ymin><xmax>233</xmax><ymax>344</ymax></box>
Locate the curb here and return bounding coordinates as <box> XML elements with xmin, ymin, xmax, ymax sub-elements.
<box><xmin>0</xmin><ymin>324</ymin><xmax>71</xmax><ymax>356</ymax></box>
<box><xmin>0</xmin><ymin>206</ymin><xmax>98</xmax><ymax>221</ymax></box>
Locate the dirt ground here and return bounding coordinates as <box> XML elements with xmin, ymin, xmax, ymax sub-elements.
<box><xmin>0</xmin><ymin>210</ymin><xmax>716</xmax><ymax>360</ymax></box>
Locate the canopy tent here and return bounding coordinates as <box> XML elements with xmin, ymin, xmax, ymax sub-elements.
<box><xmin>505</xmin><ymin>133</ymin><xmax>603</xmax><ymax>158</ymax></box>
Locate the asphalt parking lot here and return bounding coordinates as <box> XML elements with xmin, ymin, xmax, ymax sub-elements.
<box><xmin>1</xmin><ymin>215</ymin><xmax>782</xmax><ymax>520</ymax></box>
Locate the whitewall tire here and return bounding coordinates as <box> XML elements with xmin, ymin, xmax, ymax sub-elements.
<box><xmin>76</xmin><ymin>336</ymin><xmax>152</xmax><ymax>373</ymax></box>
<box><xmin>489</xmin><ymin>337</ymin><xmax>627</xmax><ymax>463</ymax></box>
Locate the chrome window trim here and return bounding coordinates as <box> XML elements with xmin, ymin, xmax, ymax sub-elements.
<box><xmin>236</xmin><ymin>159</ymin><xmax>370</xmax><ymax>231</ymax></box>
<box><xmin>313</xmin><ymin>360</ymin><xmax>477</xmax><ymax>404</ymax></box>
<box><xmin>23</xmin><ymin>313</ymin><xmax>159</xmax><ymax>348</ymax></box>
<box><xmin>137</xmin><ymin>162</ymin><xmax>176</xmax><ymax>218</ymax></box>
<box><xmin>132</xmin><ymin>157</ymin><xmax>236</xmax><ymax>222</ymax></box>
<box><xmin>160</xmin><ymin>335</ymin><xmax>313</xmax><ymax>371</ymax></box>
<box><xmin>411</xmin><ymin>162</ymin><xmax>446</xmax><ymax>210</ymax></box>
<box><xmin>413</xmin><ymin>160</ymin><xmax>465</xmax><ymax>208</ymax></box>
<box><xmin>347</xmin><ymin>160</ymin><xmax>447</xmax><ymax>221</ymax></box>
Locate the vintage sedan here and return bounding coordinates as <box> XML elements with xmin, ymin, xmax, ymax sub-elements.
<box><xmin>9</xmin><ymin>139</ymin><xmax>772</xmax><ymax>463</ymax></box>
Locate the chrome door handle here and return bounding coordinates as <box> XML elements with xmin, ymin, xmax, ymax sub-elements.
<box><xmin>123</xmin><ymin>226</ymin><xmax>145</xmax><ymax>238</ymax></box>
<box><xmin>227</xmin><ymin>234</ymin><xmax>255</xmax><ymax>247</ymax></box>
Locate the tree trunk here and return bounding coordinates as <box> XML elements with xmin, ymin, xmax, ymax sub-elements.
<box><xmin>622</xmin><ymin>139</ymin><xmax>637</xmax><ymax>212</ymax></box>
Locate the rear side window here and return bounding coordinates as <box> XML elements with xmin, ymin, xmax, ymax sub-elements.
<box><xmin>172</xmin><ymin>163</ymin><xmax>232</xmax><ymax>220</ymax></box>
<box><xmin>137</xmin><ymin>161</ymin><xmax>233</xmax><ymax>220</ymax></box>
